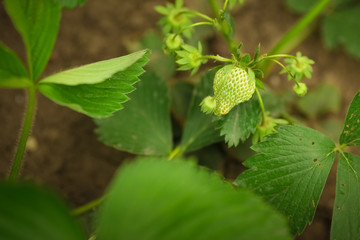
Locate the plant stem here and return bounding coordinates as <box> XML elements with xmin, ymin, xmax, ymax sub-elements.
<box><xmin>72</xmin><ymin>195</ymin><xmax>105</xmax><ymax>216</ymax></box>
<box><xmin>262</xmin><ymin>0</ymin><xmax>331</xmax><ymax>74</ymax></box>
<box><xmin>209</xmin><ymin>0</ymin><xmax>237</xmax><ymax>54</ymax></box>
<box><xmin>168</xmin><ymin>145</ymin><xmax>181</xmax><ymax>161</ymax></box>
<box><xmin>8</xmin><ymin>86</ymin><xmax>37</xmax><ymax>181</ymax></box>
<box><xmin>255</xmin><ymin>88</ymin><xmax>266</xmax><ymax>123</ymax></box>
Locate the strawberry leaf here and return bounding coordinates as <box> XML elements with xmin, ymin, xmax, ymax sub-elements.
<box><xmin>4</xmin><ymin>0</ymin><xmax>61</xmax><ymax>80</ymax></box>
<box><xmin>331</xmin><ymin>153</ymin><xmax>360</xmax><ymax>240</ymax></box>
<box><xmin>235</xmin><ymin>124</ymin><xmax>336</xmax><ymax>235</ymax></box>
<box><xmin>0</xmin><ymin>183</ymin><xmax>85</xmax><ymax>240</ymax></box>
<box><xmin>95</xmin><ymin>71</ymin><xmax>172</xmax><ymax>156</ymax></box>
<box><xmin>0</xmin><ymin>42</ymin><xmax>31</xmax><ymax>88</ymax></box>
<box><xmin>38</xmin><ymin>50</ymin><xmax>149</xmax><ymax>118</ymax></box>
<box><xmin>97</xmin><ymin>157</ymin><xmax>292</xmax><ymax>240</ymax></box>
<box><xmin>179</xmin><ymin>70</ymin><xmax>222</xmax><ymax>153</ymax></box>
<box><xmin>217</xmin><ymin>95</ymin><xmax>261</xmax><ymax>147</ymax></box>
<box><xmin>340</xmin><ymin>91</ymin><xmax>360</xmax><ymax>146</ymax></box>
<box><xmin>323</xmin><ymin>6</ymin><xmax>360</xmax><ymax>58</ymax></box>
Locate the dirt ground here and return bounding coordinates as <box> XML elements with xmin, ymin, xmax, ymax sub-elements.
<box><xmin>1</xmin><ymin>0</ymin><xmax>360</xmax><ymax>239</ymax></box>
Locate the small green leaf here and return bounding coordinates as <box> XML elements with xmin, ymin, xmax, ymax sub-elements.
<box><xmin>323</xmin><ymin>6</ymin><xmax>360</xmax><ymax>58</ymax></box>
<box><xmin>331</xmin><ymin>153</ymin><xmax>360</xmax><ymax>240</ymax></box>
<box><xmin>340</xmin><ymin>91</ymin><xmax>360</xmax><ymax>146</ymax></box>
<box><xmin>217</xmin><ymin>95</ymin><xmax>261</xmax><ymax>147</ymax></box>
<box><xmin>38</xmin><ymin>50</ymin><xmax>149</xmax><ymax>118</ymax></box>
<box><xmin>52</xmin><ymin>0</ymin><xmax>87</xmax><ymax>8</ymax></box>
<box><xmin>0</xmin><ymin>183</ymin><xmax>85</xmax><ymax>240</ymax></box>
<box><xmin>0</xmin><ymin>42</ymin><xmax>31</xmax><ymax>88</ymax></box>
<box><xmin>97</xmin><ymin>157</ymin><xmax>292</xmax><ymax>240</ymax></box>
<box><xmin>297</xmin><ymin>82</ymin><xmax>341</xmax><ymax>119</ymax></box>
<box><xmin>95</xmin><ymin>71</ymin><xmax>172</xmax><ymax>156</ymax></box>
<box><xmin>5</xmin><ymin>0</ymin><xmax>61</xmax><ymax>80</ymax></box>
<box><xmin>229</xmin><ymin>0</ymin><xmax>244</xmax><ymax>9</ymax></box>
<box><xmin>179</xmin><ymin>70</ymin><xmax>222</xmax><ymax>153</ymax></box>
<box><xmin>235</xmin><ymin>124</ymin><xmax>336</xmax><ymax>235</ymax></box>
<box><xmin>221</xmin><ymin>10</ymin><xmax>235</xmax><ymax>41</ymax></box>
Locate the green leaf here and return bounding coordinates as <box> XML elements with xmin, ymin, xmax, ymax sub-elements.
<box><xmin>297</xmin><ymin>82</ymin><xmax>341</xmax><ymax>119</ymax></box>
<box><xmin>331</xmin><ymin>153</ymin><xmax>360</xmax><ymax>240</ymax></box>
<box><xmin>139</xmin><ymin>31</ymin><xmax>176</xmax><ymax>80</ymax></box>
<box><xmin>217</xmin><ymin>95</ymin><xmax>261</xmax><ymax>147</ymax></box>
<box><xmin>95</xmin><ymin>71</ymin><xmax>172</xmax><ymax>156</ymax></box>
<box><xmin>229</xmin><ymin>0</ymin><xmax>244</xmax><ymax>9</ymax></box>
<box><xmin>323</xmin><ymin>6</ymin><xmax>360</xmax><ymax>58</ymax></box>
<box><xmin>179</xmin><ymin>70</ymin><xmax>222</xmax><ymax>153</ymax></box>
<box><xmin>0</xmin><ymin>42</ymin><xmax>31</xmax><ymax>88</ymax></box>
<box><xmin>235</xmin><ymin>124</ymin><xmax>336</xmax><ymax>235</ymax></box>
<box><xmin>52</xmin><ymin>0</ymin><xmax>87</xmax><ymax>8</ymax></box>
<box><xmin>171</xmin><ymin>82</ymin><xmax>194</xmax><ymax>119</ymax></box>
<box><xmin>38</xmin><ymin>50</ymin><xmax>149</xmax><ymax>118</ymax></box>
<box><xmin>4</xmin><ymin>0</ymin><xmax>61</xmax><ymax>80</ymax></box>
<box><xmin>221</xmin><ymin>10</ymin><xmax>235</xmax><ymax>41</ymax></box>
<box><xmin>97</xmin><ymin>157</ymin><xmax>292</xmax><ymax>240</ymax></box>
<box><xmin>340</xmin><ymin>91</ymin><xmax>360</xmax><ymax>146</ymax></box>
<box><xmin>0</xmin><ymin>183</ymin><xmax>84</xmax><ymax>240</ymax></box>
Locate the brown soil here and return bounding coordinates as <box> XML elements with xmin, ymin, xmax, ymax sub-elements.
<box><xmin>1</xmin><ymin>0</ymin><xmax>360</xmax><ymax>239</ymax></box>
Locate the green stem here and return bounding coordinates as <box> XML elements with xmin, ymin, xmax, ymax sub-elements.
<box><xmin>182</xmin><ymin>10</ymin><xmax>214</xmax><ymax>22</ymax></box>
<box><xmin>202</xmin><ymin>54</ymin><xmax>233</xmax><ymax>63</ymax></box>
<box><xmin>72</xmin><ymin>195</ymin><xmax>105</xmax><ymax>216</ymax></box>
<box><xmin>8</xmin><ymin>86</ymin><xmax>37</xmax><ymax>181</ymax></box>
<box><xmin>209</xmin><ymin>0</ymin><xmax>237</xmax><ymax>53</ymax></box>
<box><xmin>262</xmin><ymin>0</ymin><xmax>331</xmax><ymax>74</ymax></box>
<box><xmin>255</xmin><ymin>88</ymin><xmax>266</xmax><ymax>123</ymax></box>
<box><xmin>168</xmin><ymin>145</ymin><xmax>181</xmax><ymax>161</ymax></box>
<box><xmin>177</xmin><ymin>21</ymin><xmax>214</xmax><ymax>37</ymax></box>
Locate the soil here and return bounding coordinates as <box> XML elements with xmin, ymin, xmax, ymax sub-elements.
<box><xmin>1</xmin><ymin>0</ymin><xmax>360</xmax><ymax>239</ymax></box>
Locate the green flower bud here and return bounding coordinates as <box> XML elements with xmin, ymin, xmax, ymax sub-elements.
<box><xmin>293</xmin><ymin>82</ymin><xmax>307</xmax><ymax>96</ymax></box>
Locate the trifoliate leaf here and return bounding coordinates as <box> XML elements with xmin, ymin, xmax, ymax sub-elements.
<box><xmin>179</xmin><ymin>70</ymin><xmax>222</xmax><ymax>153</ymax></box>
<box><xmin>0</xmin><ymin>183</ymin><xmax>85</xmax><ymax>240</ymax></box>
<box><xmin>97</xmin><ymin>157</ymin><xmax>292</xmax><ymax>240</ymax></box>
<box><xmin>38</xmin><ymin>50</ymin><xmax>149</xmax><ymax>118</ymax></box>
<box><xmin>323</xmin><ymin>6</ymin><xmax>360</xmax><ymax>58</ymax></box>
<box><xmin>4</xmin><ymin>0</ymin><xmax>61</xmax><ymax>80</ymax></box>
<box><xmin>331</xmin><ymin>153</ymin><xmax>360</xmax><ymax>240</ymax></box>
<box><xmin>235</xmin><ymin>124</ymin><xmax>336</xmax><ymax>235</ymax></box>
<box><xmin>0</xmin><ymin>42</ymin><xmax>31</xmax><ymax>88</ymax></box>
<box><xmin>217</xmin><ymin>95</ymin><xmax>261</xmax><ymax>147</ymax></box>
<box><xmin>297</xmin><ymin>82</ymin><xmax>341</xmax><ymax>119</ymax></box>
<box><xmin>95</xmin><ymin>71</ymin><xmax>172</xmax><ymax>156</ymax></box>
<box><xmin>340</xmin><ymin>91</ymin><xmax>360</xmax><ymax>146</ymax></box>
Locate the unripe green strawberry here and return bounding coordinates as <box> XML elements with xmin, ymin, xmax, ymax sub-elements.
<box><xmin>213</xmin><ymin>65</ymin><xmax>255</xmax><ymax>115</ymax></box>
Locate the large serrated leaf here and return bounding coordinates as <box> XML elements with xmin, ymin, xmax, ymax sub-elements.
<box><xmin>331</xmin><ymin>153</ymin><xmax>360</xmax><ymax>240</ymax></box>
<box><xmin>97</xmin><ymin>157</ymin><xmax>292</xmax><ymax>240</ymax></box>
<box><xmin>235</xmin><ymin>124</ymin><xmax>336</xmax><ymax>235</ymax></box>
<box><xmin>4</xmin><ymin>0</ymin><xmax>61</xmax><ymax>80</ymax></box>
<box><xmin>323</xmin><ymin>6</ymin><xmax>360</xmax><ymax>58</ymax></box>
<box><xmin>0</xmin><ymin>183</ymin><xmax>84</xmax><ymax>240</ymax></box>
<box><xmin>340</xmin><ymin>91</ymin><xmax>360</xmax><ymax>146</ymax></box>
<box><xmin>217</xmin><ymin>95</ymin><xmax>261</xmax><ymax>147</ymax></box>
<box><xmin>179</xmin><ymin>70</ymin><xmax>222</xmax><ymax>154</ymax></box>
<box><xmin>0</xmin><ymin>42</ymin><xmax>31</xmax><ymax>88</ymax></box>
<box><xmin>95</xmin><ymin>71</ymin><xmax>172</xmax><ymax>156</ymax></box>
<box><xmin>38</xmin><ymin>50</ymin><xmax>149</xmax><ymax>118</ymax></box>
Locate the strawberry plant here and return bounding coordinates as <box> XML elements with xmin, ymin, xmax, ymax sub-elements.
<box><xmin>1</xmin><ymin>0</ymin><xmax>360</xmax><ymax>239</ymax></box>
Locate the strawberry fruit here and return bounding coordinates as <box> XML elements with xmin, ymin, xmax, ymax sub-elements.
<box><xmin>212</xmin><ymin>65</ymin><xmax>256</xmax><ymax>115</ymax></box>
